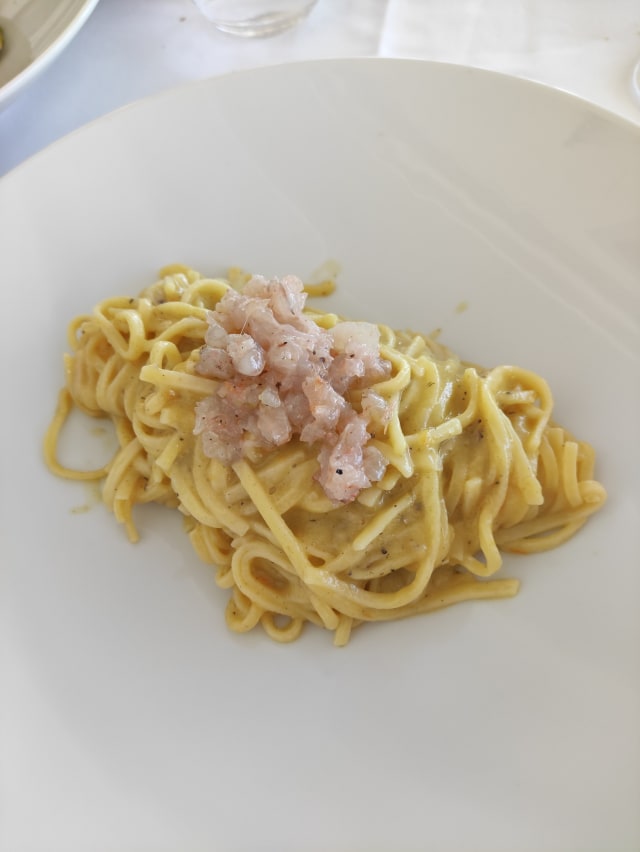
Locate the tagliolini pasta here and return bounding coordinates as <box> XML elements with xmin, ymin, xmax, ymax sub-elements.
<box><xmin>45</xmin><ymin>265</ymin><xmax>606</xmax><ymax>645</ymax></box>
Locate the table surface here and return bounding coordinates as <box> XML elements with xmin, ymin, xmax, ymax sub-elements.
<box><xmin>1</xmin><ymin>0</ymin><xmax>639</xmax><ymax>177</ymax></box>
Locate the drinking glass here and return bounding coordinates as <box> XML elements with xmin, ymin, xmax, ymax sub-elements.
<box><xmin>192</xmin><ymin>0</ymin><xmax>319</xmax><ymax>37</ymax></box>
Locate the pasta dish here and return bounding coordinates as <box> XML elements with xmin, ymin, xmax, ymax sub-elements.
<box><xmin>45</xmin><ymin>266</ymin><xmax>606</xmax><ymax>645</ymax></box>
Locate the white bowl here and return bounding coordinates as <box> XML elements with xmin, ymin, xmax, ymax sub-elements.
<box><xmin>0</xmin><ymin>0</ymin><xmax>99</xmax><ymax>110</ymax></box>
<box><xmin>1</xmin><ymin>59</ymin><xmax>638</xmax><ymax>851</ymax></box>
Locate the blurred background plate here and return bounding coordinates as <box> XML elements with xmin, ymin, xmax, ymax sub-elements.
<box><xmin>0</xmin><ymin>59</ymin><xmax>639</xmax><ymax>851</ymax></box>
<box><xmin>0</xmin><ymin>0</ymin><xmax>99</xmax><ymax>109</ymax></box>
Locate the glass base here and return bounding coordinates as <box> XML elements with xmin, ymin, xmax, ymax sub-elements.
<box><xmin>213</xmin><ymin>10</ymin><xmax>312</xmax><ymax>37</ymax></box>
<box><xmin>632</xmin><ymin>58</ymin><xmax>640</xmax><ymax>107</ymax></box>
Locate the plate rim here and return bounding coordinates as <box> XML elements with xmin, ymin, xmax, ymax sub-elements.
<box><xmin>2</xmin><ymin>55</ymin><xmax>640</xmax><ymax>181</ymax></box>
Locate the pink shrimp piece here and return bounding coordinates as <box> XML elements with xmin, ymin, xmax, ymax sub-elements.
<box><xmin>194</xmin><ymin>274</ymin><xmax>394</xmax><ymax>502</ymax></box>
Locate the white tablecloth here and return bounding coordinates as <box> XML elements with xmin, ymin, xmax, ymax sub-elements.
<box><xmin>1</xmin><ymin>0</ymin><xmax>639</xmax><ymax>176</ymax></box>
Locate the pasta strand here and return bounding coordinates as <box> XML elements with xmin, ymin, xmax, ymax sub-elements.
<box><xmin>45</xmin><ymin>267</ymin><xmax>607</xmax><ymax>644</ymax></box>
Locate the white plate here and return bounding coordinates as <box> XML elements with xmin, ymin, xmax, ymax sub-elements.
<box><xmin>1</xmin><ymin>59</ymin><xmax>639</xmax><ymax>851</ymax></box>
<box><xmin>0</xmin><ymin>0</ymin><xmax>99</xmax><ymax>109</ymax></box>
